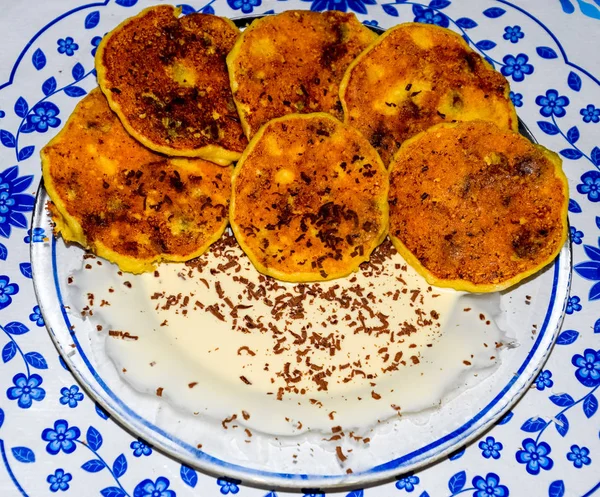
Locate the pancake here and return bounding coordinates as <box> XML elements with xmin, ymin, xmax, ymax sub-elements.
<box><xmin>230</xmin><ymin>113</ymin><xmax>388</xmax><ymax>282</ymax></box>
<box><xmin>95</xmin><ymin>5</ymin><xmax>246</xmax><ymax>165</ymax></box>
<box><xmin>41</xmin><ymin>88</ymin><xmax>232</xmax><ymax>274</ymax></box>
<box><xmin>340</xmin><ymin>23</ymin><xmax>518</xmax><ymax>165</ymax></box>
<box><xmin>388</xmin><ymin>120</ymin><xmax>569</xmax><ymax>292</ymax></box>
<box><xmin>226</xmin><ymin>10</ymin><xmax>377</xmax><ymax>139</ymax></box>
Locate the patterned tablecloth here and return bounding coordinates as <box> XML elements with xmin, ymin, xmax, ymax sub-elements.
<box><xmin>0</xmin><ymin>0</ymin><xmax>599</xmax><ymax>496</ymax></box>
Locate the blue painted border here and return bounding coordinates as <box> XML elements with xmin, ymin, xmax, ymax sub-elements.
<box><xmin>50</xmin><ymin>234</ymin><xmax>562</xmax><ymax>481</ymax></box>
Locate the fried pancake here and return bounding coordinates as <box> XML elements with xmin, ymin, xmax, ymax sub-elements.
<box><xmin>96</xmin><ymin>5</ymin><xmax>246</xmax><ymax>165</ymax></box>
<box><xmin>340</xmin><ymin>23</ymin><xmax>518</xmax><ymax>165</ymax></box>
<box><xmin>227</xmin><ymin>10</ymin><xmax>377</xmax><ymax>139</ymax></box>
<box><xmin>230</xmin><ymin>113</ymin><xmax>388</xmax><ymax>282</ymax></box>
<box><xmin>388</xmin><ymin>121</ymin><xmax>568</xmax><ymax>292</ymax></box>
<box><xmin>41</xmin><ymin>88</ymin><xmax>231</xmax><ymax>274</ymax></box>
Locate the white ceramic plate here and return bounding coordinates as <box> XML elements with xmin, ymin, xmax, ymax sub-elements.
<box><xmin>30</xmin><ymin>19</ymin><xmax>572</xmax><ymax>492</ymax></box>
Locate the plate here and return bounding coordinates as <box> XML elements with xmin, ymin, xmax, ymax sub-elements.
<box><xmin>30</xmin><ymin>15</ymin><xmax>572</xmax><ymax>492</ymax></box>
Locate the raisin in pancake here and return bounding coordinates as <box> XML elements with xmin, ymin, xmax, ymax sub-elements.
<box><xmin>41</xmin><ymin>88</ymin><xmax>231</xmax><ymax>274</ymax></box>
<box><xmin>388</xmin><ymin>120</ymin><xmax>568</xmax><ymax>292</ymax></box>
<box><xmin>226</xmin><ymin>10</ymin><xmax>377</xmax><ymax>139</ymax></box>
<box><xmin>340</xmin><ymin>23</ymin><xmax>518</xmax><ymax>165</ymax></box>
<box><xmin>95</xmin><ymin>5</ymin><xmax>246</xmax><ymax>165</ymax></box>
<box><xmin>230</xmin><ymin>113</ymin><xmax>388</xmax><ymax>282</ymax></box>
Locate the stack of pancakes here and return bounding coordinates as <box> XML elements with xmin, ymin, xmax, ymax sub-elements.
<box><xmin>42</xmin><ymin>6</ymin><xmax>568</xmax><ymax>292</ymax></box>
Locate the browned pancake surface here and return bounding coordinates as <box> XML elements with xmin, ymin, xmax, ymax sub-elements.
<box><xmin>341</xmin><ymin>23</ymin><xmax>517</xmax><ymax>165</ymax></box>
<box><xmin>230</xmin><ymin>113</ymin><xmax>388</xmax><ymax>282</ymax></box>
<box><xmin>96</xmin><ymin>5</ymin><xmax>246</xmax><ymax>163</ymax></box>
<box><xmin>388</xmin><ymin>121</ymin><xmax>568</xmax><ymax>291</ymax></box>
<box><xmin>227</xmin><ymin>10</ymin><xmax>377</xmax><ymax>138</ymax></box>
<box><xmin>41</xmin><ymin>88</ymin><xmax>231</xmax><ymax>274</ymax></box>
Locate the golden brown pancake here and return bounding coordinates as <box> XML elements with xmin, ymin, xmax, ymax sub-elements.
<box><xmin>41</xmin><ymin>88</ymin><xmax>232</xmax><ymax>274</ymax></box>
<box><xmin>227</xmin><ymin>10</ymin><xmax>377</xmax><ymax>139</ymax></box>
<box><xmin>96</xmin><ymin>5</ymin><xmax>246</xmax><ymax>165</ymax></box>
<box><xmin>230</xmin><ymin>113</ymin><xmax>388</xmax><ymax>282</ymax></box>
<box><xmin>340</xmin><ymin>23</ymin><xmax>518</xmax><ymax>165</ymax></box>
<box><xmin>388</xmin><ymin>121</ymin><xmax>568</xmax><ymax>292</ymax></box>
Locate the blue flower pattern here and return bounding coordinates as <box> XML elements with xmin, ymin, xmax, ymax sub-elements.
<box><xmin>534</xmin><ymin>370</ymin><xmax>554</xmax><ymax>391</ymax></box>
<box><xmin>567</xmin><ymin>444</ymin><xmax>591</xmax><ymax>468</ymax></box>
<box><xmin>6</xmin><ymin>373</ymin><xmax>45</xmax><ymax>408</ymax></box>
<box><xmin>47</xmin><ymin>469</ymin><xmax>72</xmax><ymax>492</ymax></box>
<box><xmin>536</xmin><ymin>89</ymin><xmax>570</xmax><ymax>117</ymax></box>
<box><xmin>59</xmin><ymin>385</ymin><xmax>84</xmax><ymax>408</ymax></box>
<box><xmin>0</xmin><ymin>1</ymin><xmax>599</xmax><ymax>496</ymax></box>
<box><xmin>580</xmin><ymin>104</ymin><xmax>600</xmax><ymax>123</ymax></box>
<box><xmin>413</xmin><ymin>5</ymin><xmax>449</xmax><ymax>28</ymax></box>
<box><xmin>24</xmin><ymin>227</ymin><xmax>46</xmax><ymax>243</ymax></box>
<box><xmin>0</xmin><ymin>275</ymin><xmax>19</xmax><ymax>310</ymax></box>
<box><xmin>503</xmin><ymin>25</ymin><xmax>524</xmax><ymax>43</ymax></box>
<box><xmin>515</xmin><ymin>438</ymin><xmax>554</xmax><ymax>475</ymax></box>
<box><xmin>501</xmin><ymin>54</ymin><xmax>534</xmax><ymax>82</ymax></box>
<box><xmin>395</xmin><ymin>474</ymin><xmax>419</xmax><ymax>492</ymax></box>
<box><xmin>29</xmin><ymin>305</ymin><xmax>45</xmax><ymax>326</ymax></box>
<box><xmin>479</xmin><ymin>436</ymin><xmax>503</xmax><ymax>459</ymax></box>
<box><xmin>131</xmin><ymin>439</ymin><xmax>153</xmax><ymax>457</ymax></box>
<box><xmin>565</xmin><ymin>295</ymin><xmax>582</xmax><ymax>314</ymax></box>
<box><xmin>42</xmin><ymin>420</ymin><xmax>81</xmax><ymax>455</ymax></box>
<box><xmin>0</xmin><ymin>166</ymin><xmax>35</xmax><ymax>238</ymax></box>
<box><xmin>217</xmin><ymin>477</ymin><xmax>240</xmax><ymax>494</ymax></box>
<box><xmin>57</xmin><ymin>37</ymin><xmax>78</xmax><ymax>56</ymax></box>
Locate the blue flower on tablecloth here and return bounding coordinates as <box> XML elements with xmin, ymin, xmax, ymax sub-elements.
<box><xmin>57</xmin><ymin>37</ymin><xmax>78</xmax><ymax>56</ymax></box>
<box><xmin>472</xmin><ymin>473</ymin><xmax>509</xmax><ymax>497</ymax></box>
<box><xmin>0</xmin><ymin>275</ymin><xmax>19</xmax><ymax>310</ymax></box>
<box><xmin>577</xmin><ymin>171</ymin><xmax>600</xmax><ymax>202</ymax></box>
<box><xmin>478</xmin><ymin>436</ymin><xmax>503</xmax><ymax>459</ymax></box>
<box><xmin>395</xmin><ymin>474</ymin><xmax>419</xmax><ymax>492</ymax></box>
<box><xmin>29</xmin><ymin>305</ymin><xmax>45</xmax><ymax>326</ymax></box>
<box><xmin>363</xmin><ymin>19</ymin><xmax>378</xmax><ymax>26</ymax></box>
<box><xmin>42</xmin><ymin>419</ymin><xmax>81</xmax><ymax>455</ymax></box>
<box><xmin>227</xmin><ymin>0</ymin><xmax>261</xmax><ymax>14</ymax></box>
<box><xmin>534</xmin><ymin>370</ymin><xmax>553</xmax><ymax>391</ymax></box>
<box><xmin>217</xmin><ymin>477</ymin><xmax>241</xmax><ymax>494</ymax></box>
<box><xmin>134</xmin><ymin>476</ymin><xmax>175</xmax><ymax>497</ymax></box>
<box><xmin>501</xmin><ymin>54</ymin><xmax>533</xmax><ymax>82</ymax></box>
<box><xmin>24</xmin><ymin>227</ymin><xmax>46</xmax><ymax>243</ymax></box>
<box><xmin>24</xmin><ymin>102</ymin><xmax>61</xmax><ymax>133</ymax></box>
<box><xmin>47</xmin><ymin>469</ymin><xmax>72</xmax><ymax>492</ymax></box>
<box><xmin>571</xmin><ymin>348</ymin><xmax>600</xmax><ymax>387</ymax></box>
<box><xmin>59</xmin><ymin>385</ymin><xmax>84</xmax><ymax>408</ymax></box>
<box><xmin>0</xmin><ymin>166</ymin><xmax>35</xmax><ymax>238</ymax></box>
<box><xmin>580</xmin><ymin>104</ymin><xmax>600</xmax><ymax>123</ymax></box>
<box><xmin>535</xmin><ymin>89</ymin><xmax>570</xmax><ymax>117</ymax></box>
<box><xmin>567</xmin><ymin>444</ymin><xmax>591</xmax><ymax>468</ymax></box>
<box><xmin>515</xmin><ymin>438</ymin><xmax>554</xmax><ymax>475</ymax></box>
<box><xmin>570</xmin><ymin>226</ymin><xmax>584</xmax><ymax>244</ymax></box>
<box><xmin>131</xmin><ymin>438</ymin><xmax>153</xmax><ymax>457</ymax></box>
<box><xmin>565</xmin><ymin>295</ymin><xmax>582</xmax><ymax>314</ymax></box>
<box><xmin>301</xmin><ymin>0</ymin><xmax>376</xmax><ymax>14</ymax></box>
<box><xmin>509</xmin><ymin>91</ymin><xmax>523</xmax><ymax>107</ymax></box>
<box><xmin>413</xmin><ymin>6</ymin><xmax>449</xmax><ymax>28</ymax></box>
<box><xmin>6</xmin><ymin>373</ymin><xmax>46</xmax><ymax>409</ymax></box>
<box><xmin>91</xmin><ymin>35</ymin><xmax>102</xmax><ymax>56</ymax></box>
<box><xmin>503</xmin><ymin>25</ymin><xmax>524</xmax><ymax>43</ymax></box>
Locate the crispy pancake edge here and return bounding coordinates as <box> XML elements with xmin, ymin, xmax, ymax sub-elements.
<box><xmin>95</xmin><ymin>5</ymin><xmax>241</xmax><ymax>165</ymax></box>
<box><xmin>230</xmin><ymin>112</ymin><xmax>389</xmax><ymax>283</ymax></box>
<box><xmin>40</xmin><ymin>89</ymin><xmax>232</xmax><ymax>274</ymax></box>
<box><xmin>226</xmin><ymin>11</ymin><xmax>378</xmax><ymax>140</ymax></box>
<box><xmin>339</xmin><ymin>23</ymin><xmax>520</xmax><ymax>145</ymax></box>
<box><xmin>387</xmin><ymin>121</ymin><xmax>569</xmax><ymax>292</ymax></box>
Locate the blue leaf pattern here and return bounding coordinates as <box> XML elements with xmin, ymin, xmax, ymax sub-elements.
<box><xmin>31</xmin><ymin>48</ymin><xmax>46</xmax><ymax>70</ymax></box>
<box><xmin>64</xmin><ymin>86</ymin><xmax>87</xmax><ymax>97</ymax></box>
<box><xmin>447</xmin><ymin>470</ymin><xmax>466</xmax><ymax>493</ymax></box>
<box><xmin>0</xmin><ymin>243</ymin><xmax>7</xmax><ymax>260</ymax></box>
<box><xmin>521</xmin><ymin>417</ymin><xmax>547</xmax><ymax>432</ymax></box>
<box><xmin>19</xmin><ymin>262</ymin><xmax>32</xmax><ymax>278</ymax></box>
<box><xmin>568</xmin><ymin>198</ymin><xmax>582</xmax><ymax>213</ymax></box>
<box><xmin>583</xmin><ymin>394</ymin><xmax>598</xmax><ymax>418</ymax></box>
<box><xmin>11</xmin><ymin>446</ymin><xmax>35</xmax><ymax>463</ymax></box>
<box><xmin>556</xmin><ymin>329</ymin><xmax>579</xmax><ymax>345</ymax></box>
<box><xmin>1</xmin><ymin>130</ymin><xmax>16</xmax><ymax>148</ymax></box>
<box><xmin>382</xmin><ymin>4</ymin><xmax>399</xmax><ymax>16</ymax></box>
<box><xmin>42</xmin><ymin>77</ymin><xmax>57</xmax><ymax>96</ymax></box>
<box><xmin>14</xmin><ymin>97</ymin><xmax>28</xmax><ymax>118</ymax></box>
<box><xmin>567</xmin><ymin>71</ymin><xmax>581</xmax><ymax>91</ymax></box>
<box><xmin>537</xmin><ymin>46</ymin><xmax>559</xmax><ymax>59</ymax></box>
<box><xmin>180</xmin><ymin>464</ymin><xmax>198</xmax><ymax>487</ymax></box>
<box><xmin>555</xmin><ymin>412</ymin><xmax>569</xmax><ymax>436</ymax></box>
<box><xmin>85</xmin><ymin>11</ymin><xmax>100</xmax><ymax>29</ymax></box>
<box><xmin>549</xmin><ymin>393</ymin><xmax>575</xmax><ymax>406</ymax></box>
<box><xmin>87</xmin><ymin>426</ymin><xmax>103</xmax><ymax>451</ymax></box>
<box><xmin>24</xmin><ymin>351</ymin><xmax>48</xmax><ymax>369</ymax></box>
<box><xmin>2</xmin><ymin>341</ymin><xmax>16</xmax><ymax>363</ymax></box>
<box><xmin>560</xmin><ymin>148</ymin><xmax>583</xmax><ymax>159</ymax></box>
<box><xmin>100</xmin><ymin>487</ymin><xmax>126</xmax><ymax>497</ymax></box>
<box><xmin>566</xmin><ymin>126</ymin><xmax>580</xmax><ymax>144</ymax></box>
<box><xmin>548</xmin><ymin>480</ymin><xmax>565</xmax><ymax>497</ymax></box>
<box><xmin>455</xmin><ymin>17</ymin><xmax>477</xmax><ymax>28</ymax></box>
<box><xmin>17</xmin><ymin>146</ymin><xmax>35</xmax><ymax>162</ymax></box>
<box><xmin>475</xmin><ymin>39</ymin><xmax>497</xmax><ymax>50</ymax></box>
<box><xmin>81</xmin><ymin>459</ymin><xmax>106</xmax><ymax>472</ymax></box>
<box><xmin>5</xmin><ymin>322</ymin><xmax>28</xmax><ymax>335</ymax></box>
<box><xmin>538</xmin><ymin>120</ymin><xmax>560</xmax><ymax>135</ymax></box>
<box><xmin>591</xmin><ymin>146</ymin><xmax>600</xmax><ymax>166</ymax></box>
<box><xmin>482</xmin><ymin>7</ymin><xmax>506</xmax><ymax>18</ymax></box>
<box><xmin>113</xmin><ymin>453</ymin><xmax>127</xmax><ymax>477</ymax></box>
<box><xmin>72</xmin><ymin>62</ymin><xmax>85</xmax><ymax>81</ymax></box>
